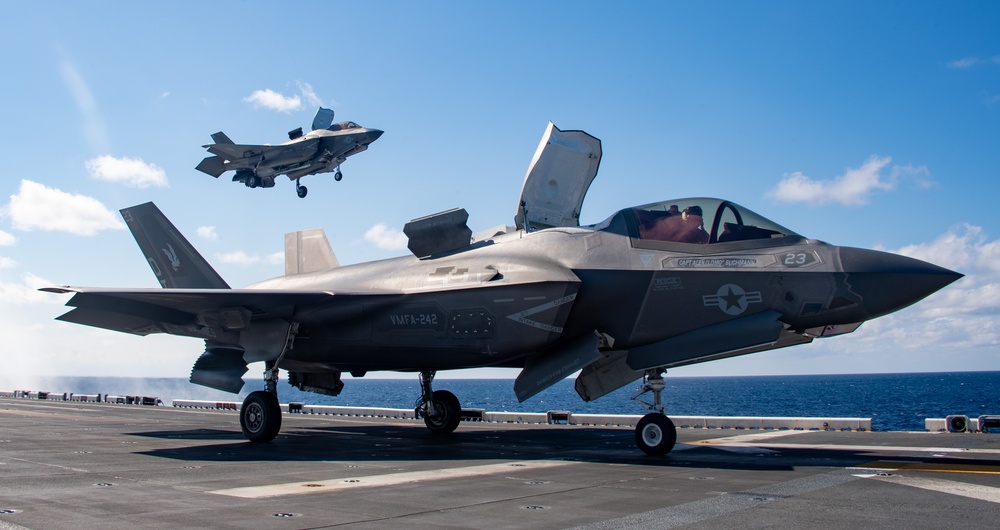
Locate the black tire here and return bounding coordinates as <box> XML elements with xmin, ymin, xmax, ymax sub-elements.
<box><xmin>296</xmin><ymin>185</ymin><xmax>308</xmax><ymax>198</ymax></box>
<box><xmin>423</xmin><ymin>390</ymin><xmax>461</xmax><ymax>434</ymax></box>
<box><xmin>334</xmin><ymin>171</ymin><xmax>343</xmax><ymax>181</ymax></box>
<box><xmin>240</xmin><ymin>391</ymin><xmax>281</xmax><ymax>442</ymax></box>
<box><xmin>635</xmin><ymin>413</ymin><xmax>676</xmax><ymax>456</ymax></box>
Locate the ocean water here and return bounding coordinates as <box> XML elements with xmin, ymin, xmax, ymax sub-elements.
<box><xmin>11</xmin><ymin>371</ymin><xmax>999</xmax><ymax>431</ymax></box>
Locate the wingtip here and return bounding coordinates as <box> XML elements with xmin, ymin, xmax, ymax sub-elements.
<box><xmin>39</xmin><ymin>286</ymin><xmax>74</xmax><ymax>294</ymax></box>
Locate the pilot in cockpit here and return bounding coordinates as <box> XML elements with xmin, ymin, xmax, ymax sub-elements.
<box><xmin>679</xmin><ymin>206</ymin><xmax>709</xmax><ymax>243</ymax></box>
<box><xmin>643</xmin><ymin>204</ymin><xmax>709</xmax><ymax>243</ymax></box>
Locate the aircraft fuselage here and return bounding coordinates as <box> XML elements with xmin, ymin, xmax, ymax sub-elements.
<box><xmin>247</xmin><ymin>207</ymin><xmax>956</xmax><ymax>376</ymax></box>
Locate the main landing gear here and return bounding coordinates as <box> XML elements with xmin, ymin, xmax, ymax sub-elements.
<box><xmin>239</xmin><ymin>323</ymin><xmax>299</xmax><ymax>443</ymax></box>
<box><xmin>631</xmin><ymin>369</ymin><xmax>677</xmax><ymax>456</ymax></box>
<box><xmin>240</xmin><ymin>361</ymin><xmax>282</xmax><ymax>442</ymax></box>
<box><xmin>414</xmin><ymin>371</ymin><xmax>462</xmax><ymax>434</ymax></box>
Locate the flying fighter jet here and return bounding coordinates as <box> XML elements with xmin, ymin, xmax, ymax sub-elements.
<box><xmin>45</xmin><ymin>123</ymin><xmax>961</xmax><ymax>455</ymax></box>
<box><xmin>195</xmin><ymin>107</ymin><xmax>383</xmax><ymax>198</ymax></box>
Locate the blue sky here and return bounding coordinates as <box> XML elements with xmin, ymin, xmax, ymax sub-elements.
<box><xmin>1</xmin><ymin>2</ymin><xmax>998</xmax><ymax>387</ymax></box>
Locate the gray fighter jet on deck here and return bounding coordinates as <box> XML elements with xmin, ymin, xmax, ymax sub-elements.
<box><xmin>196</xmin><ymin>107</ymin><xmax>383</xmax><ymax>198</ymax></box>
<box><xmin>45</xmin><ymin>123</ymin><xmax>961</xmax><ymax>455</ymax></box>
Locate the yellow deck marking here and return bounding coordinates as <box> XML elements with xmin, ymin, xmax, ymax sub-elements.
<box><xmin>209</xmin><ymin>460</ymin><xmax>576</xmax><ymax>499</ymax></box>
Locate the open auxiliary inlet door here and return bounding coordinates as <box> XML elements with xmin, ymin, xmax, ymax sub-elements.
<box><xmin>514</xmin><ymin>122</ymin><xmax>602</xmax><ymax>231</ymax></box>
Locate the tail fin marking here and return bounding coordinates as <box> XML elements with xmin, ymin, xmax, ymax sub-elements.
<box><xmin>121</xmin><ymin>202</ymin><xmax>230</xmax><ymax>289</ymax></box>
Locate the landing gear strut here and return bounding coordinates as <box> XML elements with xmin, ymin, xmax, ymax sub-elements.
<box><xmin>239</xmin><ymin>323</ymin><xmax>299</xmax><ymax>443</ymax></box>
<box><xmin>295</xmin><ymin>179</ymin><xmax>308</xmax><ymax>198</ymax></box>
<box><xmin>631</xmin><ymin>368</ymin><xmax>677</xmax><ymax>455</ymax></box>
<box><xmin>414</xmin><ymin>371</ymin><xmax>461</xmax><ymax>434</ymax></box>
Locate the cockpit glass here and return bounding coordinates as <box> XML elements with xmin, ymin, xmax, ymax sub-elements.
<box><xmin>330</xmin><ymin>121</ymin><xmax>361</xmax><ymax>131</ymax></box>
<box><xmin>630</xmin><ymin>198</ymin><xmax>800</xmax><ymax>245</ymax></box>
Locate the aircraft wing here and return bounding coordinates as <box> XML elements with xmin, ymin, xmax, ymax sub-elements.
<box><xmin>43</xmin><ymin>287</ymin><xmax>335</xmax><ymax>337</ymax></box>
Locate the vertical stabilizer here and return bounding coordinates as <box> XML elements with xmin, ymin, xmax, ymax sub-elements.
<box><xmin>285</xmin><ymin>229</ymin><xmax>339</xmax><ymax>275</ymax></box>
<box><xmin>121</xmin><ymin>202</ymin><xmax>230</xmax><ymax>289</ymax></box>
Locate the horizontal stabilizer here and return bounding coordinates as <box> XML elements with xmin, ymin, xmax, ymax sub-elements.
<box><xmin>195</xmin><ymin>155</ymin><xmax>227</xmax><ymax>178</ymax></box>
<box><xmin>121</xmin><ymin>202</ymin><xmax>230</xmax><ymax>289</ymax></box>
<box><xmin>211</xmin><ymin>131</ymin><xmax>234</xmax><ymax>145</ymax></box>
<box><xmin>285</xmin><ymin>229</ymin><xmax>339</xmax><ymax>275</ymax></box>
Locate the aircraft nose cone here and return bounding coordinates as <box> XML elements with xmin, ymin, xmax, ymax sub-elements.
<box><xmin>838</xmin><ymin>246</ymin><xmax>962</xmax><ymax>319</ymax></box>
<box><xmin>368</xmin><ymin>129</ymin><xmax>384</xmax><ymax>142</ymax></box>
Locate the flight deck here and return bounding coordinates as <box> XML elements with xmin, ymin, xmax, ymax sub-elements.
<box><xmin>2</xmin><ymin>397</ymin><xmax>999</xmax><ymax>529</ymax></box>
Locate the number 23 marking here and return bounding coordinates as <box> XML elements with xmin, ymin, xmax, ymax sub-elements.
<box><xmin>784</xmin><ymin>253</ymin><xmax>807</xmax><ymax>265</ymax></box>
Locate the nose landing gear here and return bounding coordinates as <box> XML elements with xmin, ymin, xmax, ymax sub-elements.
<box><xmin>631</xmin><ymin>369</ymin><xmax>677</xmax><ymax>455</ymax></box>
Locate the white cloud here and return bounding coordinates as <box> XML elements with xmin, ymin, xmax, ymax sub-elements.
<box><xmin>767</xmin><ymin>155</ymin><xmax>930</xmax><ymax>206</ymax></box>
<box><xmin>197</xmin><ymin>226</ymin><xmax>218</xmax><ymax>241</ymax></box>
<box><xmin>886</xmin><ymin>223</ymin><xmax>990</xmax><ymax>272</ymax></box>
<box><xmin>297</xmin><ymin>82</ymin><xmax>323</xmax><ymax>107</ymax></box>
<box><xmin>948</xmin><ymin>56</ymin><xmax>1000</xmax><ymax>69</ymax></box>
<box><xmin>243</xmin><ymin>89</ymin><xmax>302</xmax><ymax>113</ymax></box>
<box><xmin>85</xmin><ymin>155</ymin><xmax>168</xmax><ymax>188</ymax></box>
<box><xmin>6</xmin><ymin>180</ymin><xmax>125</xmax><ymax>236</ymax></box>
<box><xmin>948</xmin><ymin>57</ymin><xmax>982</xmax><ymax>69</ymax></box>
<box><xmin>836</xmin><ymin>224</ymin><xmax>1000</xmax><ymax>356</ymax></box>
<box><xmin>265</xmin><ymin>251</ymin><xmax>284</xmax><ymax>265</ymax></box>
<box><xmin>0</xmin><ymin>229</ymin><xmax>14</xmax><ymax>246</ymax></box>
<box><xmin>243</xmin><ymin>83</ymin><xmax>325</xmax><ymax>112</ymax></box>
<box><xmin>0</xmin><ymin>272</ymin><xmax>58</xmax><ymax>304</ymax></box>
<box><xmin>217</xmin><ymin>251</ymin><xmax>260</xmax><ymax>265</ymax></box>
<box><xmin>364</xmin><ymin>223</ymin><xmax>408</xmax><ymax>250</ymax></box>
<box><xmin>59</xmin><ymin>60</ymin><xmax>110</xmax><ymax>153</ymax></box>
<box><xmin>0</xmin><ymin>256</ymin><xmax>16</xmax><ymax>268</ymax></box>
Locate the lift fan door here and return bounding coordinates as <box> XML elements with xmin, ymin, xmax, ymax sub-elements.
<box><xmin>514</xmin><ymin>122</ymin><xmax>602</xmax><ymax>231</ymax></box>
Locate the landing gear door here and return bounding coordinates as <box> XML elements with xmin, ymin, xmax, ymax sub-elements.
<box><xmin>514</xmin><ymin>122</ymin><xmax>602</xmax><ymax>231</ymax></box>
